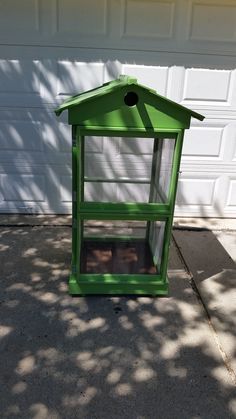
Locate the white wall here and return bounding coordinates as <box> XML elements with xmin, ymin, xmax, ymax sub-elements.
<box><xmin>0</xmin><ymin>0</ymin><xmax>236</xmax><ymax>216</ymax></box>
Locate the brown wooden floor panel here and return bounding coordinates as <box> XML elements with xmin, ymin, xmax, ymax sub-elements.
<box><xmin>80</xmin><ymin>239</ymin><xmax>157</xmax><ymax>274</ymax></box>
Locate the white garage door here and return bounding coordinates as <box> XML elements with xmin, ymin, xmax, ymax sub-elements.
<box><xmin>0</xmin><ymin>0</ymin><xmax>236</xmax><ymax>217</ymax></box>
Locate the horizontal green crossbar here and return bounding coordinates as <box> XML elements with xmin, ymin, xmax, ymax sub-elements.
<box><xmin>79</xmin><ymin>127</ymin><xmax>180</xmax><ymax>138</ymax></box>
<box><xmin>84</xmin><ymin>177</ymin><xmax>150</xmax><ymax>184</ymax></box>
<box><xmin>79</xmin><ymin>202</ymin><xmax>170</xmax><ymax>219</ymax></box>
<box><xmin>83</xmin><ymin>236</ymin><xmax>146</xmax><ymax>241</ymax></box>
<box><xmin>69</xmin><ymin>274</ymin><xmax>168</xmax><ymax>295</ymax></box>
<box><xmin>78</xmin><ymin>274</ymin><xmax>162</xmax><ymax>282</ymax></box>
<box><xmin>79</xmin><ymin>213</ymin><xmax>169</xmax><ymax>221</ymax></box>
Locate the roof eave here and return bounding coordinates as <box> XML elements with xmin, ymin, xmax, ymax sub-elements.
<box><xmin>190</xmin><ymin>110</ymin><xmax>205</xmax><ymax>121</ymax></box>
<box><xmin>54</xmin><ymin>77</ymin><xmax>205</xmax><ymax>122</ymax></box>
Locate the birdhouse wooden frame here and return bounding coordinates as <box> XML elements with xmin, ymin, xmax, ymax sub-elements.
<box><xmin>55</xmin><ymin>75</ymin><xmax>204</xmax><ymax>295</ymax></box>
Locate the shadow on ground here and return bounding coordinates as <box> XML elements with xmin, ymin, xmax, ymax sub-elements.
<box><xmin>174</xmin><ymin>228</ymin><xmax>236</xmax><ymax>378</ymax></box>
<box><xmin>0</xmin><ymin>224</ymin><xmax>235</xmax><ymax>419</ymax></box>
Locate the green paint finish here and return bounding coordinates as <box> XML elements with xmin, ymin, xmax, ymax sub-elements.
<box><xmin>55</xmin><ymin>75</ymin><xmax>204</xmax><ymax>129</ymax></box>
<box><xmin>68</xmin><ymin>90</ymin><xmax>190</xmax><ymax>129</ymax></box>
<box><xmin>84</xmin><ymin>177</ymin><xmax>150</xmax><ymax>184</ymax></box>
<box><xmin>160</xmin><ymin>131</ymin><xmax>185</xmax><ymax>280</ymax></box>
<box><xmin>71</xmin><ymin>126</ymin><xmax>77</xmax><ymax>270</ymax></box>
<box><xmin>55</xmin><ymin>75</ymin><xmax>204</xmax><ymax>296</ymax></box>
<box><xmin>69</xmin><ymin>274</ymin><xmax>168</xmax><ymax>296</ymax></box>
<box><xmin>79</xmin><ymin>128</ymin><xmax>179</xmax><ymax>137</ymax></box>
<box><xmin>79</xmin><ymin>202</ymin><xmax>170</xmax><ymax>217</ymax></box>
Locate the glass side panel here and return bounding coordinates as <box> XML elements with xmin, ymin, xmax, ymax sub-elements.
<box><xmin>83</xmin><ymin>136</ymin><xmax>175</xmax><ymax>204</ymax></box>
<box><xmin>148</xmin><ymin>221</ymin><xmax>165</xmax><ymax>269</ymax></box>
<box><xmin>80</xmin><ymin>220</ymin><xmax>165</xmax><ymax>275</ymax></box>
<box><xmin>151</xmin><ymin>138</ymin><xmax>175</xmax><ymax>203</ymax></box>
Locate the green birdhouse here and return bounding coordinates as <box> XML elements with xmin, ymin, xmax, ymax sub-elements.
<box><xmin>55</xmin><ymin>75</ymin><xmax>204</xmax><ymax>296</ymax></box>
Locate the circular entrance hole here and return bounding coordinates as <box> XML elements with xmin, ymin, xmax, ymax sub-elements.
<box><xmin>124</xmin><ymin>91</ymin><xmax>139</xmax><ymax>107</ymax></box>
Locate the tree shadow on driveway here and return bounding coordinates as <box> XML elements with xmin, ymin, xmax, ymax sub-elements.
<box><xmin>0</xmin><ymin>224</ymin><xmax>235</xmax><ymax>419</ymax></box>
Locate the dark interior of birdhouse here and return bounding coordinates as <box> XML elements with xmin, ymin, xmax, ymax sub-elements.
<box><xmin>80</xmin><ymin>220</ymin><xmax>166</xmax><ymax>275</ymax></box>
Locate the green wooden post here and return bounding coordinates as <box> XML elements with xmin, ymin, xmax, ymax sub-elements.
<box><xmin>55</xmin><ymin>76</ymin><xmax>204</xmax><ymax>296</ymax></box>
<box><xmin>160</xmin><ymin>131</ymin><xmax>185</xmax><ymax>282</ymax></box>
<box><xmin>146</xmin><ymin>137</ymin><xmax>158</xmax><ymax>242</ymax></box>
<box><xmin>70</xmin><ymin>125</ymin><xmax>77</xmax><ymax>287</ymax></box>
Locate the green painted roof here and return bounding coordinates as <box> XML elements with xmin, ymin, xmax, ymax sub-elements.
<box><xmin>55</xmin><ymin>75</ymin><xmax>204</xmax><ymax>122</ymax></box>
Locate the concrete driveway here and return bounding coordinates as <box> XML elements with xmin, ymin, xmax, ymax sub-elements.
<box><xmin>0</xmin><ymin>216</ymin><xmax>235</xmax><ymax>419</ymax></box>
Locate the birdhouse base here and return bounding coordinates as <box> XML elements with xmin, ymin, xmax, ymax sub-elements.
<box><xmin>68</xmin><ymin>272</ymin><xmax>169</xmax><ymax>296</ymax></box>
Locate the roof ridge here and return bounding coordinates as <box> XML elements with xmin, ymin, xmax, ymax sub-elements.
<box><xmin>55</xmin><ymin>75</ymin><xmax>204</xmax><ymax>121</ymax></box>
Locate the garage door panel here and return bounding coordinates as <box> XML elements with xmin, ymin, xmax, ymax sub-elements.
<box><xmin>56</xmin><ymin>62</ymin><xmax>105</xmax><ymax>99</ymax></box>
<box><xmin>175</xmin><ymin>172</ymin><xmax>225</xmax><ymax>217</ymax></box>
<box><xmin>183</xmin><ymin>0</ymin><xmax>236</xmax><ymax>56</ymax></box>
<box><xmin>1</xmin><ymin>174</ymin><xmax>46</xmax><ymax>202</ymax></box>
<box><xmin>176</xmin><ymin>177</ymin><xmax>217</xmax><ymax>206</ymax></box>
<box><xmin>0</xmin><ymin>162</ymin><xmax>72</xmax><ymax>213</ymax></box>
<box><xmin>56</xmin><ymin>0</ymin><xmax>108</xmax><ymax>38</ymax></box>
<box><xmin>183</xmin><ymin>127</ymin><xmax>223</xmax><ymax>159</ymax></box>
<box><xmin>0</xmin><ymin>59</ymin><xmax>59</xmax><ymax>107</ymax></box>
<box><xmin>0</xmin><ymin>59</ymin><xmax>105</xmax><ymax>107</ymax></box>
<box><xmin>182</xmin><ymin>69</ymin><xmax>232</xmax><ymax>104</ymax></box>
<box><xmin>122</xmin><ymin>65</ymin><xmax>169</xmax><ymax>95</ymax></box>
<box><xmin>175</xmin><ymin>170</ymin><xmax>236</xmax><ymax>217</ymax></box>
<box><xmin>187</xmin><ymin>0</ymin><xmax>236</xmax><ymax>43</ymax></box>
<box><xmin>182</xmin><ymin>123</ymin><xmax>225</xmax><ymax>161</ymax></box>
<box><xmin>0</xmin><ymin>121</ymin><xmax>43</xmax><ymax>152</ymax></box>
<box><xmin>0</xmin><ymin>150</ymin><xmax>71</xmax><ymax>167</ymax></box>
<box><xmin>0</xmin><ymin>0</ymin><xmax>41</xmax><ymax>40</ymax></box>
<box><xmin>122</xmin><ymin>0</ymin><xmax>175</xmax><ymax>39</ymax></box>
<box><xmin>0</xmin><ymin>59</ymin><xmax>43</xmax><ymax>107</ymax></box>
<box><xmin>180</xmin><ymin>68</ymin><xmax>236</xmax><ymax>110</ymax></box>
<box><xmin>0</xmin><ymin>60</ymin><xmax>41</xmax><ymax>94</ymax></box>
<box><xmin>0</xmin><ymin>108</ymin><xmax>71</xmax><ymax>158</ymax></box>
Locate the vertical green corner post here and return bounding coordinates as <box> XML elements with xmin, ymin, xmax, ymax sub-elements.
<box><xmin>55</xmin><ymin>75</ymin><xmax>204</xmax><ymax>296</ymax></box>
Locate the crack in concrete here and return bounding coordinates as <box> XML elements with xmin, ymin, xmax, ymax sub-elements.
<box><xmin>172</xmin><ymin>234</ymin><xmax>236</xmax><ymax>387</ymax></box>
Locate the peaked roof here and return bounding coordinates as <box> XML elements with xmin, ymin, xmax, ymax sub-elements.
<box><xmin>55</xmin><ymin>75</ymin><xmax>204</xmax><ymax>121</ymax></box>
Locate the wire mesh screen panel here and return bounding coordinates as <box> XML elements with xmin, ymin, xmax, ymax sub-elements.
<box><xmin>80</xmin><ymin>220</ymin><xmax>166</xmax><ymax>275</ymax></box>
<box><xmin>84</xmin><ymin>136</ymin><xmax>175</xmax><ymax>204</ymax></box>
<box><xmin>150</xmin><ymin>138</ymin><xmax>176</xmax><ymax>203</ymax></box>
<box><xmin>84</xmin><ymin>181</ymin><xmax>150</xmax><ymax>203</ymax></box>
<box><xmin>84</xmin><ymin>136</ymin><xmax>152</xmax><ymax>203</ymax></box>
<box><xmin>148</xmin><ymin>220</ymin><xmax>166</xmax><ymax>271</ymax></box>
